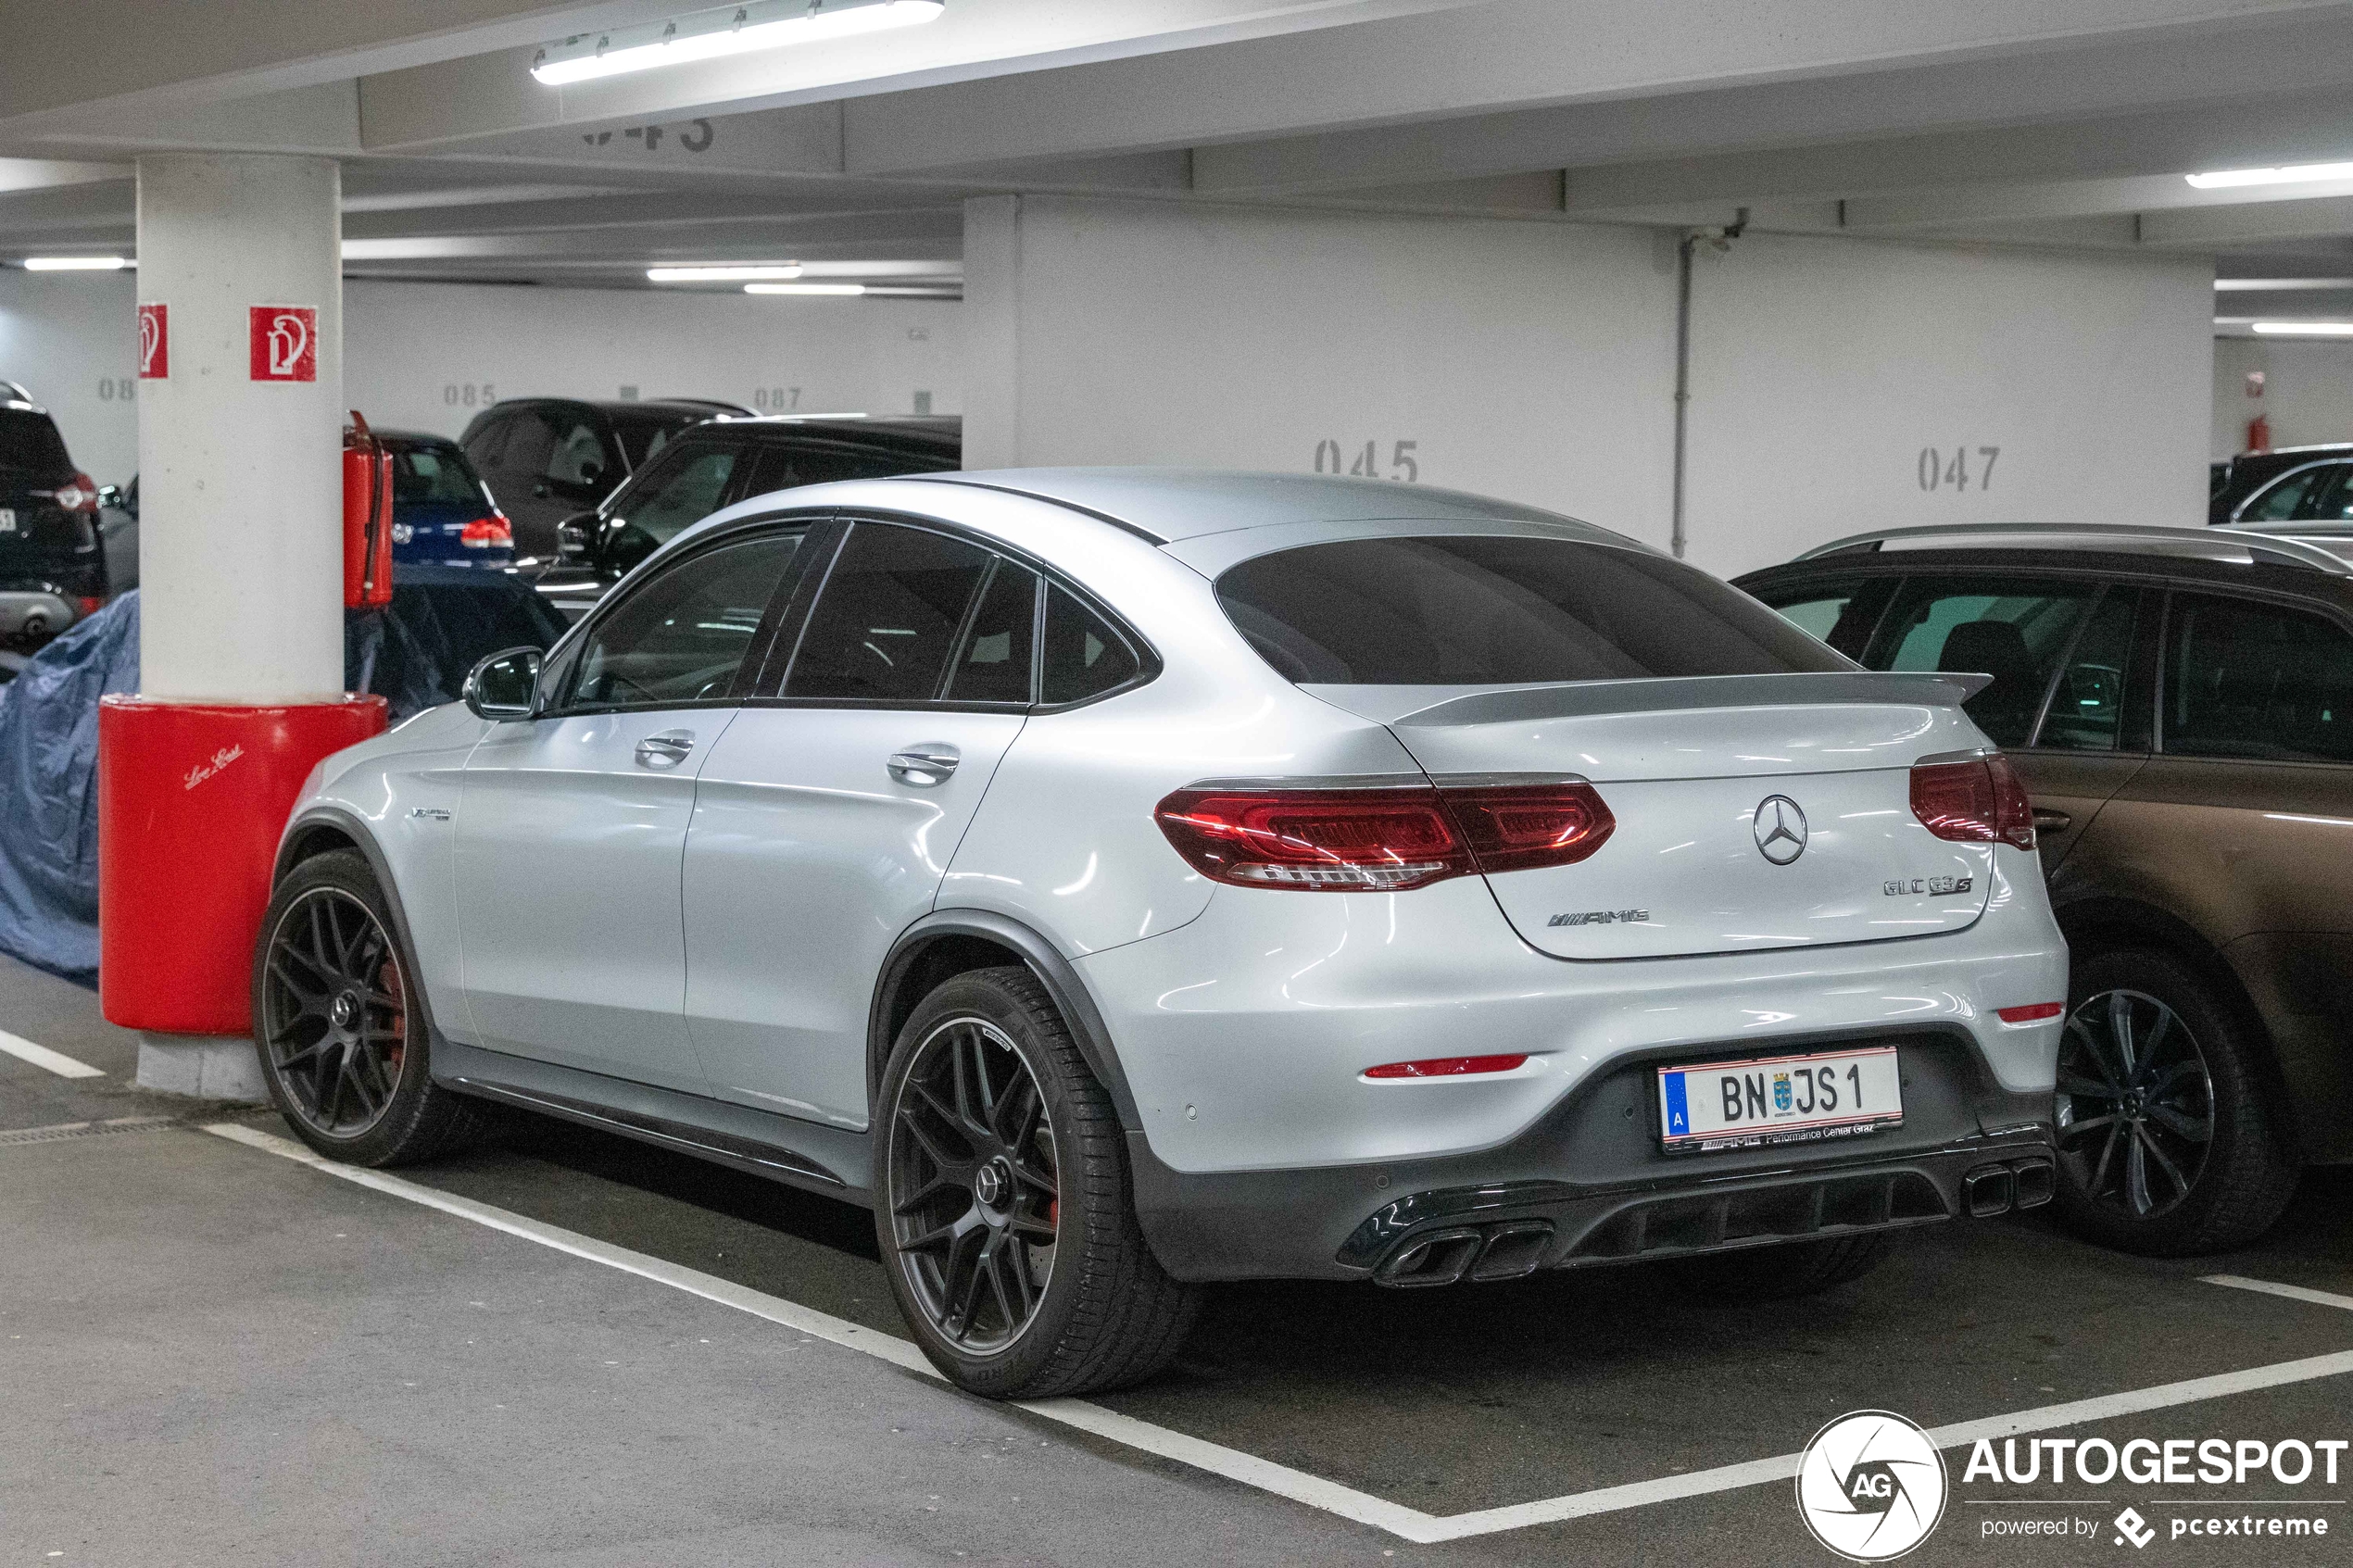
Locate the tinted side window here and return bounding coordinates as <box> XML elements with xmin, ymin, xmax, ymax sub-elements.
<box><xmin>1869</xmin><ymin>576</ymin><xmax>2095</xmax><ymax>747</ymax></box>
<box><xmin>545</xmin><ymin>420</ymin><xmax>609</xmax><ymax>486</ymax></box>
<box><xmin>2034</xmin><ymin>588</ymin><xmax>2139</xmax><ymax>752</ymax></box>
<box><xmin>605</xmin><ymin>444</ymin><xmax>745</xmax><ymax>574</ymax></box>
<box><xmin>1747</xmin><ymin>576</ymin><xmax>1891</xmax><ymax>660</ymax></box>
<box><xmin>1041</xmin><ymin>583</ymin><xmax>1141</xmax><ymax>705</ymax></box>
<box><xmin>498</xmin><ymin>411</ymin><xmax>558</xmax><ymax>479</ymax></box>
<box><xmin>2239</xmin><ymin>465</ymin><xmax>2336</xmax><ymax>523</ymax></box>
<box><xmin>1216</xmin><ymin>535</ymin><xmax>1845</xmax><ymax>685</ymax></box>
<box><xmin>0</xmin><ymin>408</ymin><xmax>73</xmax><ymax>472</ymax></box>
<box><xmin>461</xmin><ymin>415</ymin><xmax>510</xmax><ymax>470</ymax></box>
<box><xmin>2164</xmin><ymin>593</ymin><xmax>2353</xmax><ymax>762</ymax></box>
<box><xmin>785</xmin><ymin>523</ymin><xmax>993</xmax><ymax>702</ymax></box>
<box><xmin>566</xmin><ymin>533</ymin><xmax>800</xmax><ymax>709</ymax></box>
<box><xmin>945</xmin><ymin>560</ymin><xmax>1038</xmax><ymax>704</ymax></box>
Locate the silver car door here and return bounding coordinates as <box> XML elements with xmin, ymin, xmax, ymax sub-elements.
<box><xmin>455</xmin><ymin>526</ymin><xmax>806</xmax><ymax>1092</ymax></box>
<box><xmin>684</xmin><ymin>522</ymin><xmax>1032</xmax><ymax>1130</ymax></box>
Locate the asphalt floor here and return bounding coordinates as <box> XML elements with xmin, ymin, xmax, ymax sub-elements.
<box><xmin>3</xmin><ymin>948</ymin><xmax>2350</xmax><ymax>1566</ymax></box>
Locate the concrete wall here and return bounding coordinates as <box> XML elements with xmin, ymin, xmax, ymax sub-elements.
<box><xmin>0</xmin><ymin>270</ymin><xmax>962</xmax><ymax>487</ymax></box>
<box><xmin>2213</xmin><ymin>335</ymin><xmax>2353</xmax><ymax>459</ymax></box>
<box><xmin>966</xmin><ymin>195</ymin><xmax>2215</xmax><ymax>576</ymax></box>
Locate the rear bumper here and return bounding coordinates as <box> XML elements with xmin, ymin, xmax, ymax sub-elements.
<box><xmin>0</xmin><ymin>588</ymin><xmax>82</xmax><ymax>636</ymax></box>
<box><xmin>1130</xmin><ymin>1023</ymin><xmax>2055</xmax><ymax>1282</ymax></box>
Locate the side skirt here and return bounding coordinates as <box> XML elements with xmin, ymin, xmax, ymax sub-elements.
<box><xmin>434</xmin><ymin>1037</ymin><xmax>875</xmax><ymax>1205</ymax></box>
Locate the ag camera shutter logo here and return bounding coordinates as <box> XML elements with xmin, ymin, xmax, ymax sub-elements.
<box><xmin>1796</xmin><ymin>1410</ymin><xmax>1948</xmax><ymax>1562</ymax></box>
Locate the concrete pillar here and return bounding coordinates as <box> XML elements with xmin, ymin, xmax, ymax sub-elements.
<box><xmin>124</xmin><ymin>155</ymin><xmax>349</xmax><ymax>1101</ymax></box>
<box><xmin>135</xmin><ymin>154</ymin><xmax>343</xmax><ymax>703</ymax></box>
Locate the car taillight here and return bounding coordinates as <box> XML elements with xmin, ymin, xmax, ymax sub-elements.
<box><xmin>52</xmin><ymin>471</ymin><xmax>97</xmax><ymax>513</ymax></box>
<box><xmin>459</xmin><ymin>515</ymin><xmax>513</xmax><ymax>548</ymax></box>
<box><xmin>1910</xmin><ymin>754</ymin><xmax>2034</xmax><ymax>850</ymax></box>
<box><xmin>1153</xmin><ymin>780</ymin><xmax>1614</xmax><ymax>891</ymax></box>
<box><xmin>75</xmin><ymin>596</ymin><xmax>103</xmax><ymax>619</ymax></box>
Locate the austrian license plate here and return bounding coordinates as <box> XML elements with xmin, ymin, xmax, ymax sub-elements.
<box><xmin>1657</xmin><ymin>1046</ymin><xmax>1903</xmax><ymax>1153</ymax></box>
<box><xmin>0</xmin><ymin>508</ymin><xmax>15</xmax><ymax>533</ymax></box>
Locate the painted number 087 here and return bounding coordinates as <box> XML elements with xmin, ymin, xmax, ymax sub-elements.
<box><xmin>1919</xmin><ymin>445</ymin><xmax>1999</xmax><ymax>492</ymax></box>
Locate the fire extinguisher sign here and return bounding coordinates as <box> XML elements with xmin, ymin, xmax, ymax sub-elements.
<box><xmin>137</xmin><ymin>303</ymin><xmax>169</xmax><ymax>380</ymax></box>
<box><xmin>248</xmin><ymin>306</ymin><xmax>318</xmax><ymax>383</ymax></box>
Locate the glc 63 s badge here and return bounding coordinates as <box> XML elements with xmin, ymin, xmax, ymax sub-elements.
<box><xmin>1885</xmin><ymin>876</ymin><xmax>1972</xmax><ymax>897</ymax></box>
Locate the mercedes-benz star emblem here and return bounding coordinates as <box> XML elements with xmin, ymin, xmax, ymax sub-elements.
<box><xmin>1754</xmin><ymin>796</ymin><xmax>1808</xmax><ymax>865</ymax></box>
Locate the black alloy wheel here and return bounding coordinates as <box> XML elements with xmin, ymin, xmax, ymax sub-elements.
<box><xmin>2055</xmin><ymin>988</ymin><xmax>2213</xmax><ymax>1223</ymax></box>
<box><xmin>887</xmin><ymin>1014</ymin><xmax>1062</xmax><ymax>1355</ymax></box>
<box><xmin>260</xmin><ymin>885</ymin><xmax>409</xmax><ymax>1138</ymax></box>
<box><xmin>250</xmin><ymin>849</ymin><xmax>491</xmax><ymax>1165</ymax></box>
<box><xmin>2048</xmin><ymin>950</ymin><xmax>2296</xmax><ymax>1256</ymax></box>
<box><xmin>874</xmin><ymin>967</ymin><xmax>1199</xmax><ymax>1399</ymax></box>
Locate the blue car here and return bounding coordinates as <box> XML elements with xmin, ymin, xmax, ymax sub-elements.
<box><xmin>381</xmin><ymin>432</ymin><xmax>514</xmax><ymax>570</ymax></box>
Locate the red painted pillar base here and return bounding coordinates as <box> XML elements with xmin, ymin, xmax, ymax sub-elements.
<box><xmin>98</xmin><ymin>695</ymin><xmax>388</xmax><ymax>1035</ymax></box>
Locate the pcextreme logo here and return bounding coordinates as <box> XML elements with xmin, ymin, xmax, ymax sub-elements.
<box><xmin>1797</xmin><ymin>1410</ymin><xmax>1949</xmax><ymax>1562</ymax></box>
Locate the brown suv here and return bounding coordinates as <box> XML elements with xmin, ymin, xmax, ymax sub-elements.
<box><xmin>1736</xmin><ymin>523</ymin><xmax>2353</xmax><ymax>1256</ymax></box>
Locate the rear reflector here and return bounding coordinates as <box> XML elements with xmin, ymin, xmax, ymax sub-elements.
<box><xmin>1910</xmin><ymin>753</ymin><xmax>2034</xmax><ymax>850</ymax></box>
<box><xmin>1364</xmin><ymin>1054</ymin><xmax>1529</xmax><ymax>1080</ymax></box>
<box><xmin>1995</xmin><ymin>1002</ymin><xmax>2064</xmax><ymax>1023</ymax></box>
<box><xmin>1154</xmin><ymin>780</ymin><xmax>1613</xmax><ymax>892</ymax></box>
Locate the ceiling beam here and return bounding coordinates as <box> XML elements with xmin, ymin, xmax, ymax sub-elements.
<box><xmin>2143</xmin><ymin>193</ymin><xmax>2353</xmax><ymax>246</ymax></box>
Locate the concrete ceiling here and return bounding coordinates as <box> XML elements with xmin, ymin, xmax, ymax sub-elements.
<box><xmin>8</xmin><ymin>0</ymin><xmax>2353</xmax><ymax>319</ymax></box>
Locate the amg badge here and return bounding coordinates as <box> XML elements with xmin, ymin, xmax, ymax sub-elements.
<box><xmin>1549</xmin><ymin>909</ymin><xmax>1651</xmax><ymax>927</ymax></box>
<box><xmin>1885</xmin><ymin>875</ymin><xmax>1972</xmax><ymax>897</ymax></box>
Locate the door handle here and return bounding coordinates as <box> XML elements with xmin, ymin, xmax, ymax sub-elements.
<box><xmin>634</xmin><ymin>730</ymin><xmax>696</xmax><ymax>770</ymax></box>
<box><xmin>2032</xmin><ymin>807</ymin><xmax>2072</xmax><ymax>833</ymax></box>
<box><xmin>887</xmin><ymin>743</ymin><xmax>961</xmax><ymax>787</ymax></box>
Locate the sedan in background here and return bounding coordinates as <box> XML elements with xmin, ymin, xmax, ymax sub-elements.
<box><xmin>0</xmin><ymin>386</ymin><xmax>107</xmax><ymax>643</ymax></box>
<box><xmin>379</xmin><ymin>432</ymin><xmax>513</xmax><ymax>571</ymax></box>
<box><xmin>533</xmin><ymin>414</ymin><xmax>960</xmax><ymax>617</ymax></box>
<box><xmin>459</xmin><ymin>397</ymin><xmax>747</xmax><ymax>558</ymax></box>
<box><xmin>2210</xmin><ymin>444</ymin><xmax>2353</xmax><ymax>527</ymax></box>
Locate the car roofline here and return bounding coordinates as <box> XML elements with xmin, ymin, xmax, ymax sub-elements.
<box><xmin>1794</xmin><ymin>521</ymin><xmax>2353</xmax><ymax>577</ymax></box>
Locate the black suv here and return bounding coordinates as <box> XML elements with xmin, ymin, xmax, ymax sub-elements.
<box><xmin>0</xmin><ymin>387</ymin><xmax>107</xmax><ymax>641</ymax></box>
<box><xmin>532</xmin><ymin>415</ymin><xmax>961</xmax><ymax>616</ymax></box>
<box><xmin>458</xmin><ymin>397</ymin><xmax>749</xmax><ymax>558</ymax></box>
<box><xmin>1737</xmin><ymin>522</ymin><xmax>2353</xmax><ymax>1256</ymax></box>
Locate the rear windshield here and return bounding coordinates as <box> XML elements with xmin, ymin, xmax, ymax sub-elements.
<box><xmin>389</xmin><ymin>444</ymin><xmax>486</xmax><ymax>508</ymax></box>
<box><xmin>1215</xmin><ymin>534</ymin><xmax>1850</xmax><ymax>684</ymax></box>
<box><xmin>0</xmin><ymin>408</ymin><xmax>71</xmax><ymax>474</ymax></box>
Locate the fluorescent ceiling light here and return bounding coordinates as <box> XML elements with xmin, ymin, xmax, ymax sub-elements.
<box><xmin>648</xmin><ymin>263</ymin><xmax>802</xmax><ymax>282</ymax></box>
<box><xmin>2217</xmin><ymin>278</ymin><xmax>2353</xmax><ymax>291</ymax></box>
<box><xmin>2186</xmin><ymin>160</ymin><xmax>2353</xmax><ymax>190</ymax></box>
<box><xmin>23</xmin><ymin>256</ymin><xmax>130</xmax><ymax>270</ymax></box>
<box><xmin>533</xmin><ymin>0</ymin><xmax>945</xmax><ymax>87</ymax></box>
<box><xmin>746</xmin><ymin>282</ymin><xmax>866</xmax><ymax>295</ymax></box>
<box><xmin>2250</xmin><ymin>320</ymin><xmax>2353</xmax><ymax>335</ymax></box>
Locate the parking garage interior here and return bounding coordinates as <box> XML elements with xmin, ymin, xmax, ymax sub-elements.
<box><xmin>8</xmin><ymin>5</ymin><xmax>2353</xmax><ymax>1564</ymax></box>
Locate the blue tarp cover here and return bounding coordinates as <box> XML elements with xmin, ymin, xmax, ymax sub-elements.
<box><xmin>0</xmin><ymin>569</ymin><xmax>565</xmax><ymax>982</ymax></box>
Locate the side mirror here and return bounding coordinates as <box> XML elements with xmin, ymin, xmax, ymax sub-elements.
<box><xmin>463</xmin><ymin>646</ymin><xmax>543</xmax><ymax>720</ymax></box>
<box><xmin>555</xmin><ymin>513</ymin><xmax>594</xmax><ymax>564</ymax></box>
<box><xmin>97</xmin><ymin>484</ymin><xmax>123</xmax><ymax>510</ymax></box>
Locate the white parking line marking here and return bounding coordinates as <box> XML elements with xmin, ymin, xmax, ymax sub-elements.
<box><xmin>203</xmin><ymin>1122</ymin><xmax>2353</xmax><ymax>1546</ymax></box>
<box><xmin>2205</xmin><ymin>1273</ymin><xmax>2353</xmax><ymax>1313</ymax></box>
<box><xmin>0</xmin><ymin>1030</ymin><xmax>103</xmax><ymax>1078</ymax></box>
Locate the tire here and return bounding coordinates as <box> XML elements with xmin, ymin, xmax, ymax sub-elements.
<box><xmin>2050</xmin><ymin>949</ymin><xmax>2297</xmax><ymax>1256</ymax></box>
<box><xmin>249</xmin><ymin>849</ymin><xmax>492</xmax><ymax>1166</ymax></box>
<box><xmin>1667</xmin><ymin>1232</ymin><xmax>1896</xmax><ymax>1301</ymax></box>
<box><xmin>874</xmin><ymin>966</ymin><xmax>1200</xmax><ymax>1399</ymax></box>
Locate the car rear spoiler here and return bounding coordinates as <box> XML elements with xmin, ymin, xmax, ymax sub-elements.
<box><xmin>1390</xmin><ymin>671</ymin><xmax>1992</xmax><ymax>728</ymax></box>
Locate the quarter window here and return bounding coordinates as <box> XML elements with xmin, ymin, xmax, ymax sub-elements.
<box><xmin>566</xmin><ymin>532</ymin><xmax>801</xmax><ymax>709</ymax></box>
<box><xmin>1041</xmin><ymin>583</ymin><xmax>1141</xmax><ymax>704</ymax></box>
<box><xmin>944</xmin><ymin>560</ymin><xmax>1039</xmax><ymax>704</ymax></box>
<box><xmin>2163</xmin><ymin>594</ymin><xmax>2353</xmax><ymax>762</ymax></box>
<box><xmin>784</xmin><ymin>523</ymin><xmax>995</xmax><ymax>702</ymax></box>
<box><xmin>2033</xmin><ymin>588</ymin><xmax>2139</xmax><ymax>752</ymax></box>
<box><xmin>1869</xmin><ymin>576</ymin><xmax>2097</xmax><ymax>747</ymax></box>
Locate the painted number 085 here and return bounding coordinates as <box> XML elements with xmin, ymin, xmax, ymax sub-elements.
<box><xmin>1919</xmin><ymin>445</ymin><xmax>1999</xmax><ymax>492</ymax></box>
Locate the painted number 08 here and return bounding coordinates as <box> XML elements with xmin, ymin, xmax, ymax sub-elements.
<box><xmin>1314</xmin><ymin>439</ymin><xmax>1419</xmax><ymax>483</ymax></box>
<box><xmin>1919</xmin><ymin>445</ymin><xmax>2000</xmax><ymax>493</ymax></box>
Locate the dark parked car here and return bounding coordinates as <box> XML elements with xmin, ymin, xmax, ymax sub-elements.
<box><xmin>379</xmin><ymin>432</ymin><xmax>513</xmax><ymax>570</ymax></box>
<box><xmin>532</xmin><ymin>414</ymin><xmax>961</xmax><ymax>617</ymax></box>
<box><xmin>0</xmin><ymin>387</ymin><xmax>107</xmax><ymax>642</ymax></box>
<box><xmin>1737</xmin><ymin>521</ymin><xmax>2353</xmax><ymax>1257</ymax></box>
<box><xmin>458</xmin><ymin>397</ymin><xmax>749</xmax><ymax>558</ymax></box>
<box><xmin>2208</xmin><ymin>444</ymin><xmax>2353</xmax><ymax>526</ymax></box>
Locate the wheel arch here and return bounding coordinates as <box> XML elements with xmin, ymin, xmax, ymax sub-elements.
<box><xmin>271</xmin><ymin>806</ymin><xmax>454</xmax><ymax>1054</ymax></box>
<box><xmin>870</xmin><ymin>912</ymin><xmax>1140</xmax><ymax>1132</ymax></box>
